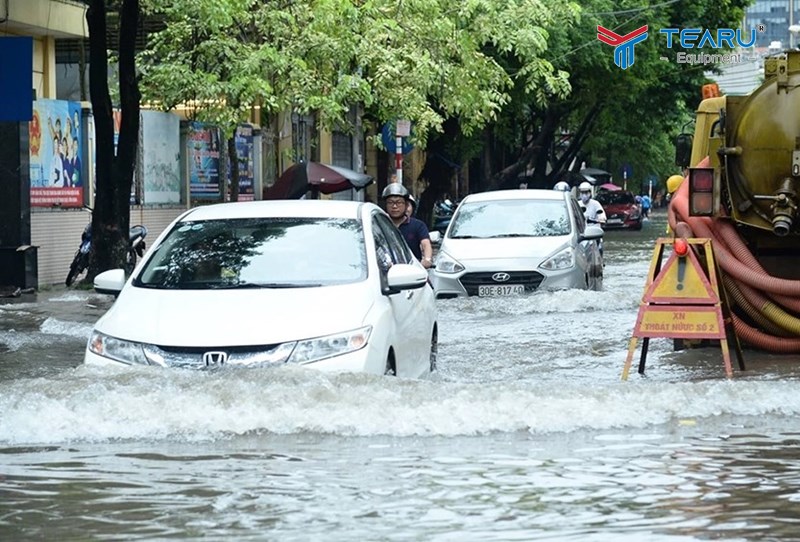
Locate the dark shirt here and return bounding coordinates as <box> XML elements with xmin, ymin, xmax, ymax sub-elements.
<box><xmin>398</xmin><ymin>216</ymin><xmax>430</xmax><ymax>260</ymax></box>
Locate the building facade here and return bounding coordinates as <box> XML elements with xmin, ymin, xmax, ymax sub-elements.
<box><xmin>744</xmin><ymin>0</ymin><xmax>800</xmax><ymax>50</ymax></box>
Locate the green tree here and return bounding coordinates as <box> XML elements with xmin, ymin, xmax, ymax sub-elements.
<box><xmin>483</xmin><ymin>0</ymin><xmax>751</xmax><ymax>190</ymax></box>
<box><xmin>137</xmin><ymin>0</ymin><xmax>574</xmax><ymax>208</ymax></box>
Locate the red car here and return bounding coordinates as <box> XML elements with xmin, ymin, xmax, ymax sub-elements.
<box><xmin>596</xmin><ymin>190</ymin><xmax>643</xmax><ymax>230</ymax></box>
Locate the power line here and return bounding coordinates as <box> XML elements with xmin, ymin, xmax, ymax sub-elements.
<box><xmin>583</xmin><ymin>0</ymin><xmax>681</xmax><ymax>17</ymax></box>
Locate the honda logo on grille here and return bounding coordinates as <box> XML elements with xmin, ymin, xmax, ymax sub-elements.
<box><xmin>203</xmin><ymin>351</ymin><xmax>228</xmax><ymax>366</ymax></box>
<box><xmin>492</xmin><ymin>272</ymin><xmax>511</xmax><ymax>282</ymax></box>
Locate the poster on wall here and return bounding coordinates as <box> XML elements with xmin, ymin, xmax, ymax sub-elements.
<box><xmin>29</xmin><ymin>99</ymin><xmax>83</xmax><ymax>207</ymax></box>
<box><xmin>139</xmin><ymin>110</ymin><xmax>181</xmax><ymax>204</ymax></box>
<box><xmin>227</xmin><ymin>123</ymin><xmax>255</xmax><ymax>201</ymax></box>
<box><xmin>188</xmin><ymin>121</ymin><xmax>221</xmax><ymax>201</ymax></box>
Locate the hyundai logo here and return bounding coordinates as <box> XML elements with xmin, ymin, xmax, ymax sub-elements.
<box><xmin>491</xmin><ymin>272</ymin><xmax>511</xmax><ymax>282</ymax></box>
<box><xmin>202</xmin><ymin>351</ymin><xmax>228</xmax><ymax>366</ymax></box>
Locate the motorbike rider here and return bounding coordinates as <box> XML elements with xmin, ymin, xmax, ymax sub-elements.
<box><xmin>578</xmin><ymin>181</ymin><xmax>607</xmax><ymax>225</ymax></box>
<box><xmin>406</xmin><ymin>194</ymin><xmax>417</xmax><ymax>218</ymax></box>
<box><xmin>578</xmin><ymin>181</ymin><xmax>606</xmax><ymax>258</ymax></box>
<box><xmin>382</xmin><ymin>183</ymin><xmax>433</xmax><ymax>269</ymax></box>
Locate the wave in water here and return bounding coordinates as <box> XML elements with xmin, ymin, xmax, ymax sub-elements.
<box><xmin>0</xmin><ymin>365</ymin><xmax>798</xmax><ymax>444</ymax></box>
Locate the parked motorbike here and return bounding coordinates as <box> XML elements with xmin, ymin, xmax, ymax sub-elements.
<box><xmin>65</xmin><ymin>222</ymin><xmax>148</xmax><ymax>287</ymax></box>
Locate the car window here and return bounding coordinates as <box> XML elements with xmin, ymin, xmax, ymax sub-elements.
<box><xmin>371</xmin><ymin>215</ymin><xmax>394</xmax><ymax>273</ymax></box>
<box><xmin>448</xmin><ymin>199</ymin><xmax>571</xmax><ymax>238</ymax></box>
<box><xmin>134</xmin><ymin>217</ymin><xmax>367</xmax><ymax>289</ymax></box>
<box><xmin>374</xmin><ymin>213</ymin><xmax>412</xmax><ymax>264</ymax></box>
<box><xmin>570</xmin><ymin>197</ymin><xmax>587</xmax><ymax>232</ymax></box>
<box><xmin>597</xmin><ymin>191</ymin><xmax>635</xmax><ymax>205</ymax></box>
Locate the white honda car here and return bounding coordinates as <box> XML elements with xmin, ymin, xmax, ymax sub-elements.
<box><xmin>84</xmin><ymin>200</ymin><xmax>438</xmax><ymax>378</ymax></box>
<box><xmin>431</xmin><ymin>189</ymin><xmax>604</xmax><ymax>298</ymax></box>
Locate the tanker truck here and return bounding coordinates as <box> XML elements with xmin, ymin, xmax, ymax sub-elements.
<box><xmin>671</xmin><ymin>50</ymin><xmax>800</xmax><ymax>353</ymax></box>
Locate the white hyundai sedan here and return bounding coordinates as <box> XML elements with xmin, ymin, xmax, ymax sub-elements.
<box><xmin>431</xmin><ymin>189</ymin><xmax>604</xmax><ymax>298</ymax></box>
<box><xmin>84</xmin><ymin>200</ymin><xmax>438</xmax><ymax>378</ymax></box>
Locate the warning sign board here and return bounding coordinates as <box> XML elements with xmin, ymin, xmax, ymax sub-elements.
<box><xmin>622</xmin><ymin>237</ymin><xmax>744</xmax><ymax>380</ymax></box>
<box><xmin>643</xmin><ymin>246</ymin><xmax>718</xmax><ymax>304</ymax></box>
<box><xmin>636</xmin><ymin>305</ymin><xmax>725</xmax><ymax>339</ymax></box>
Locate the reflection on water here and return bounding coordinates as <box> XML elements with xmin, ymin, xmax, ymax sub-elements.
<box><xmin>3</xmin><ymin>212</ymin><xmax>800</xmax><ymax>540</ymax></box>
<box><xmin>3</xmin><ymin>427</ymin><xmax>800</xmax><ymax>540</ymax></box>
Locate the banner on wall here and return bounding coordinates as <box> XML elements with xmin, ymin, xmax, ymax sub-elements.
<box><xmin>29</xmin><ymin>99</ymin><xmax>84</xmax><ymax>207</ymax></box>
<box><xmin>188</xmin><ymin>121</ymin><xmax>221</xmax><ymax>201</ymax></box>
<box><xmin>228</xmin><ymin>124</ymin><xmax>255</xmax><ymax>201</ymax></box>
<box><xmin>139</xmin><ymin>110</ymin><xmax>181</xmax><ymax>204</ymax></box>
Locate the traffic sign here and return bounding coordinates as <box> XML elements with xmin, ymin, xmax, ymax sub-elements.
<box><xmin>621</xmin><ymin>237</ymin><xmax>745</xmax><ymax>380</ymax></box>
<box><xmin>621</xmin><ymin>163</ymin><xmax>633</xmax><ymax>179</ymax></box>
<box><xmin>396</xmin><ymin>119</ymin><xmax>411</xmax><ymax>137</ymax></box>
<box><xmin>381</xmin><ymin>123</ymin><xmax>413</xmax><ymax>154</ymax></box>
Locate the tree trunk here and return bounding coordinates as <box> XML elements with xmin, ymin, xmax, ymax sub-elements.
<box><xmin>228</xmin><ymin>134</ymin><xmax>239</xmax><ymax>202</ymax></box>
<box><xmin>86</xmin><ymin>0</ymin><xmax>140</xmax><ymax>281</ymax></box>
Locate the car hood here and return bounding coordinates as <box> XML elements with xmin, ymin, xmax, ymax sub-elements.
<box><xmin>441</xmin><ymin>236</ymin><xmax>571</xmax><ymax>261</ymax></box>
<box><xmin>95</xmin><ymin>283</ymin><xmax>375</xmax><ymax>347</ymax></box>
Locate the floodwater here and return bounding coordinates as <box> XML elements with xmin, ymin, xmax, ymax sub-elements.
<box><xmin>3</xmin><ymin>210</ymin><xmax>800</xmax><ymax>541</ymax></box>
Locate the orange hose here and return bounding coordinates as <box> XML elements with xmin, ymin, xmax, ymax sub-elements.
<box><xmin>732</xmin><ymin>317</ymin><xmax>800</xmax><ymax>352</ymax></box>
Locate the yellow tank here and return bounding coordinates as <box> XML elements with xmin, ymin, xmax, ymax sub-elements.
<box><xmin>723</xmin><ymin>52</ymin><xmax>800</xmax><ymax>237</ymax></box>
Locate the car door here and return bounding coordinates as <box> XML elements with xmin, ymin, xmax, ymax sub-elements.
<box><xmin>372</xmin><ymin>213</ymin><xmax>429</xmax><ymax>376</ymax></box>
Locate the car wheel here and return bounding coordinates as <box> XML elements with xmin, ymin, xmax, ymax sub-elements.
<box><xmin>384</xmin><ymin>351</ymin><xmax>396</xmax><ymax>376</ymax></box>
<box><xmin>429</xmin><ymin>327</ymin><xmax>438</xmax><ymax>372</ymax></box>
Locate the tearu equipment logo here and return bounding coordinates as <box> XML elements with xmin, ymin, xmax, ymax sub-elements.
<box><xmin>597</xmin><ymin>25</ymin><xmax>649</xmax><ymax>69</ymax></box>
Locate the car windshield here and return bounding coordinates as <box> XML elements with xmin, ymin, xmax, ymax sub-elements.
<box><xmin>597</xmin><ymin>191</ymin><xmax>635</xmax><ymax>205</ymax></box>
<box><xmin>448</xmin><ymin>199</ymin><xmax>571</xmax><ymax>238</ymax></box>
<box><xmin>135</xmin><ymin>217</ymin><xmax>367</xmax><ymax>289</ymax></box>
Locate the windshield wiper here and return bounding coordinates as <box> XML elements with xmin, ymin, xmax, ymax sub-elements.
<box><xmin>449</xmin><ymin>235</ymin><xmax>482</xmax><ymax>239</ymax></box>
<box><xmin>219</xmin><ymin>282</ymin><xmax>324</xmax><ymax>289</ymax></box>
<box><xmin>489</xmin><ymin>233</ymin><xmax>531</xmax><ymax>238</ymax></box>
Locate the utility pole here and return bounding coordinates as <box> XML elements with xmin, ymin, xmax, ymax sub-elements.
<box><xmin>395</xmin><ymin>120</ymin><xmax>410</xmax><ymax>185</ymax></box>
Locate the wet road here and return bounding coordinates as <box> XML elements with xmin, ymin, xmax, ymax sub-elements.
<box><xmin>3</xmin><ymin>210</ymin><xmax>800</xmax><ymax>541</ymax></box>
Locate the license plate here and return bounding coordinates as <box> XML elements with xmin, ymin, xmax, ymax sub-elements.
<box><xmin>606</xmin><ymin>218</ymin><xmax>623</xmax><ymax>225</ymax></box>
<box><xmin>478</xmin><ymin>284</ymin><xmax>524</xmax><ymax>297</ymax></box>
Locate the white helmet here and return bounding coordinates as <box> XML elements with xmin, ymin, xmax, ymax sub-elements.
<box><xmin>553</xmin><ymin>181</ymin><xmax>570</xmax><ymax>192</ymax></box>
<box><xmin>578</xmin><ymin>181</ymin><xmax>593</xmax><ymax>193</ymax></box>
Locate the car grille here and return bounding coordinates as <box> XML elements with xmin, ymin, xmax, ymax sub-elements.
<box><xmin>459</xmin><ymin>271</ymin><xmax>545</xmax><ymax>296</ymax></box>
<box><xmin>145</xmin><ymin>344</ymin><xmax>287</xmax><ymax>368</ymax></box>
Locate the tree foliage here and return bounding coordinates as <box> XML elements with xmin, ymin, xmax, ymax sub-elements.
<box><xmin>483</xmin><ymin>0</ymin><xmax>752</xmax><ymax>190</ymax></box>
<box><xmin>124</xmin><ymin>0</ymin><xmax>754</xmax><ymax>229</ymax></box>
<box><xmin>138</xmin><ymin>0</ymin><xmax>574</xmax><ymax>147</ymax></box>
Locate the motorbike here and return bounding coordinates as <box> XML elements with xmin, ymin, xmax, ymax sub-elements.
<box><xmin>65</xmin><ymin>222</ymin><xmax>149</xmax><ymax>287</ymax></box>
<box><xmin>433</xmin><ymin>199</ymin><xmax>457</xmax><ymax>233</ymax></box>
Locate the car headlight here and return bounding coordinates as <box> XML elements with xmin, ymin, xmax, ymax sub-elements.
<box><xmin>539</xmin><ymin>247</ymin><xmax>575</xmax><ymax>271</ymax></box>
<box><xmin>88</xmin><ymin>330</ymin><xmax>150</xmax><ymax>365</ymax></box>
<box><xmin>435</xmin><ymin>252</ymin><xmax>465</xmax><ymax>274</ymax></box>
<box><xmin>287</xmin><ymin>326</ymin><xmax>372</xmax><ymax>365</ymax></box>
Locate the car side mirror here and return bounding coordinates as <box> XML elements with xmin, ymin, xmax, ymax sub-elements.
<box><xmin>580</xmin><ymin>225</ymin><xmax>605</xmax><ymax>241</ymax></box>
<box><xmin>94</xmin><ymin>269</ymin><xmax>127</xmax><ymax>296</ymax></box>
<box><xmin>675</xmin><ymin>133</ymin><xmax>693</xmax><ymax>168</ymax></box>
<box><xmin>385</xmin><ymin>263</ymin><xmax>428</xmax><ymax>294</ymax></box>
<box><xmin>429</xmin><ymin>231</ymin><xmax>441</xmax><ymax>245</ymax></box>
